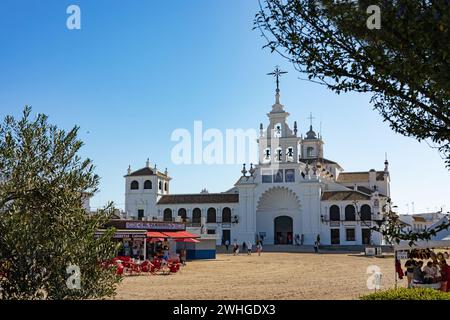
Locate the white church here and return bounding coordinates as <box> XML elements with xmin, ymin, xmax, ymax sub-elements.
<box><xmin>124</xmin><ymin>70</ymin><xmax>391</xmax><ymax>247</ymax></box>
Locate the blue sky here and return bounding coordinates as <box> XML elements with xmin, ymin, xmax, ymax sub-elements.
<box><xmin>1</xmin><ymin>0</ymin><xmax>449</xmax><ymax>214</ymax></box>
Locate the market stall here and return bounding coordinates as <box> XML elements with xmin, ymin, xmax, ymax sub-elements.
<box><xmin>95</xmin><ymin>229</ymin><xmax>148</xmax><ymax>260</ymax></box>
<box><xmin>146</xmin><ymin>230</ymin><xmax>200</xmax><ymax>262</ymax></box>
<box><xmin>99</xmin><ymin>219</ymin><xmax>213</xmax><ymax>261</ymax></box>
<box><xmin>393</xmin><ymin>221</ymin><xmax>450</xmax><ymax>290</ymax></box>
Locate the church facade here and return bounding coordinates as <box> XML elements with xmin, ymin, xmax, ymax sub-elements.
<box><xmin>124</xmin><ymin>78</ymin><xmax>391</xmax><ymax>247</ymax></box>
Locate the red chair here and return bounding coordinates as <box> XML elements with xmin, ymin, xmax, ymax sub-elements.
<box><xmin>151</xmin><ymin>257</ymin><xmax>171</xmax><ymax>275</ymax></box>
<box><xmin>150</xmin><ymin>257</ymin><xmax>162</xmax><ymax>274</ymax></box>
<box><xmin>168</xmin><ymin>262</ymin><xmax>180</xmax><ymax>273</ymax></box>
<box><xmin>168</xmin><ymin>257</ymin><xmax>180</xmax><ymax>264</ymax></box>
<box><xmin>139</xmin><ymin>260</ymin><xmax>152</xmax><ymax>273</ymax></box>
<box><xmin>116</xmin><ymin>263</ymin><xmax>124</xmax><ymax>275</ymax></box>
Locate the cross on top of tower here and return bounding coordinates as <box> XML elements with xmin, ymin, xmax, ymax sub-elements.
<box><xmin>308</xmin><ymin>112</ymin><xmax>315</xmax><ymax>127</ymax></box>
<box><xmin>305</xmin><ymin>112</ymin><xmax>317</xmax><ymax>139</ymax></box>
<box><xmin>267</xmin><ymin>66</ymin><xmax>287</xmax><ymax>93</ymax></box>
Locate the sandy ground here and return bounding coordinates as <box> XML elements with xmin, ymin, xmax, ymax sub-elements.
<box><xmin>114</xmin><ymin>252</ymin><xmax>398</xmax><ymax>300</ymax></box>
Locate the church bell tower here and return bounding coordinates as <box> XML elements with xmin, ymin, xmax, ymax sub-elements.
<box><xmin>258</xmin><ymin>67</ymin><xmax>301</xmax><ymax>165</ymax></box>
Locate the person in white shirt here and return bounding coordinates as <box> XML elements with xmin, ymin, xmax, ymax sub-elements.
<box><xmin>224</xmin><ymin>240</ymin><xmax>230</xmax><ymax>252</ymax></box>
<box><xmin>246</xmin><ymin>240</ymin><xmax>252</xmax><ymax>255</ymax></box>
<box><xmin>132</xmin><ymin>246</ymin><xmax>139</xmax><ymax>259</ymax></box>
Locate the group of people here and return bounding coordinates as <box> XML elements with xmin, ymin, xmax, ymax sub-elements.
<box><xmin>403</xmin><ymin>251</ymin><xmax>450</xmax><ymax>291</ymax></box>
<box><xmin>224</xmin><ymin>235</ymin><xmax>321</xmax><ymax>254</ymax></box>
<box><xmin>155</xmin><ymin>242</ymin><xmax>186</xmax><ymax>265</ymax></box>
<box><xmin>225</xmin><ymin>240</ymin><xmax>263</xmax><ymax>256</ymax></box>
<box><xmin>121</xmin><ymin>241</ymin><xmax>145</xmax><ymax>260</ymax></box>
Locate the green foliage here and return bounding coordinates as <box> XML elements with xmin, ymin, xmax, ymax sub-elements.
<box><xmin>255</xmin><ymin>0</ymin><xmax>450</xmax><ymax>168</ymax></box>
<box><xmin>0</xmin><ymin>106</ymin><xmax>121</xmax><ymax>299</ymax></box>
<box><xmin>361</xmin><ymin>288</ymin><xmax>450</xmax><ymax>300</ymax></box>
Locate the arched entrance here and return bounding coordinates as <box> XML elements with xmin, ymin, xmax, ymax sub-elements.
<box><xmin>256</xmin><ymin>187</ymin><xmax>300</xmax><ymax>245</ymax></box>
<box><xmin>274</xmin><ymin>216</ymin><xmax>293</xmax><ymax>245</ymax></box>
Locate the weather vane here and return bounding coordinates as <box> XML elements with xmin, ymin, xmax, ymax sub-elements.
<box><xmin>267</xmin><ymin>66</ymin><xmax>287</xmax><ymax>93</ymax></box>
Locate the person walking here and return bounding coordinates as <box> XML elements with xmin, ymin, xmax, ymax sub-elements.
<box><xmin>404</xmin><ymin>257</ymin><xmax>416</xmax><ymax>288</ymax></box>
<box><xmin>232</xmin><ymin>241</ymin><xmax>239</xmax><ymax>256</ymax></box>
<box><xmin>246</xmin><ymin>240</ymin><xmax>252</xmax><ymax>255</ymax></box>
<box><xmin>439</xmin><ymin>260</ymin><xmax>450</xmax><ymax>292</ymax></box>
<box><xmin>225</xmin><ymin>239</ymin><xmax>230</xmax><ymax>252</ymax></box>
<box><xmin>180</xmin><ymin>248</ymin><xmax>187</xmax><ymax>266</ymax></box>
<box><xmin>256</xmin><ymin>241</ymin><xmax>263</xmax><ymax>256</ymax></box>
<box><xmin>132</xmin><ymin>245</ymin><xmax>139</xmax><ymax>259</ymax></box>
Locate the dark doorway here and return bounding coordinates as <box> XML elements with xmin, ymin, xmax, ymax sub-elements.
<box><xmin>222</xmin><ymin>230</ymin><xmax>231</xmax><ymax>244</ymax></box>
<box><xmin>274</xmin><ymin>216</ymin><xmax>293</xmax><ymax>244</ymax></box>
<box><xmin>331</xmin><ymin>229</ymin><xmax>340</xmax><ymax>245</ymax></box>
<box><xmin>362</xmin><ymin>229</ymin><xmax>371</xmax><ymax>245</ymax></box>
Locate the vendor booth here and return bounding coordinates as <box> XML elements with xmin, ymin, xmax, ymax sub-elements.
<box><xmin>95</xmin><ymin>229</ymin><xmax>148</xmax><ymax>259</ymax></box>
<box><xmin>393</xmin><ymin>218</ymin><xmax>450</xmax><ymax>289</ymax></box>
<box><xmin>99</xmin><ymin>219</ymin><xmax>214</xmax><ymax>260</ymax></box>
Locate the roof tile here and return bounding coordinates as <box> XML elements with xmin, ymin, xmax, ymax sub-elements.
<box><xmin>157</xmin><ymin>193</ymin><xmax>239</xmax><ymax>205</ymax></box>
<box><xmin>321</xmin><ymin>191</ymin><xmax>371</xmax><ymax>201</ymax></box>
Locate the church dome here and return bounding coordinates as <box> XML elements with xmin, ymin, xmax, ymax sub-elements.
<box><xmin>305</xmin><ymin>125</ymin><xmax>317</xmax><ymax>139</ymax></box>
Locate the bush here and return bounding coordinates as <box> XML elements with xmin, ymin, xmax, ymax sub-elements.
<box><xmin>361</xmin><ymin>288</ymin><xmax>450</xmax><ymax>300</ymax></box>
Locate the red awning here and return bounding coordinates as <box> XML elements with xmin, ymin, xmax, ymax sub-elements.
<box><xmin>162</xmin><ymin>231</ymin><xmax>200</xmax><ymax>239</ymax></box>
<box><xmin>146</xmin><ymin>231</ymin><xmax>167</xmax><ymax>238</ymax></box>
<box><xmin>146</xmin><ymin>230</ymin><xmax>200</xmax><ymax>239</ymax></box>
<box><xmin>175</xmin><ymin>238</ymin><xmax>200</xmax><ymax>243</ymax></box>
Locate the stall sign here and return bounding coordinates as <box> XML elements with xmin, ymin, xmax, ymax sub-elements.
<box><xmin>125</xmin><ymin>222</ymin><xmax>184</xmax><ymax>231</ymax></box>
<box><xmin>396</xmin><ymin>251</ymin><xmax>408</xmax><ymax>260</ymax></box>
<box><xmin>114</xmin><ymin>233</ymin><xmax>146</xmax><ymax>239</ymax></box>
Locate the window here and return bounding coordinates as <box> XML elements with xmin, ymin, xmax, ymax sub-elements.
<box><xmin>362</xmin><ymin>229</ymin><xmax>371</xmax><ymax>244</ymax></box>
<box><xmin>330</xmin><ymin>205</ymin><xmax>340</xmax><ymax>221</ymax></box>
<box><xmin>130</xmin><ymin>180</ymin><xmax>139</xmax><ymax>190</ymax></box>
<box><xmin>158</xmin><ymin>181</ymin><xmax>162</xmax><ymax>190</ymax></box>
<box><xmin>273</xmin><ymin>169</ymin><xmax>283</xmax><ymax>183</ymax></box>
<box><xmin>306</xmin><ymin>146</ymin><xmax>314</xmax><ymax>158</ymax></box>
<box><xmin>263</xmin><ymin>148</ymin><xmax>271</xmax><ymax>163</ymax></box>
<box><xmin>285</xmin><ymin>169</ymin><xmax>295</xmax><ymax>182</ymax></box>
<box><xmin>262</xmin><ymin>169</ymin><xmax>273</xmax><ymax>183</ymax></box>
<box><xmin>138</xmin><ymin>209</ymin><xmax>144</xmax><ymax>220</ymax></box>
<box><xmin>164</xmin><ymin>182</ymin><xmax>168</xmax><ymax>192</ymax></box>
<box><xmin>143</xmin><ymin>180</ymin><xmax>152</xmax><ymax>189</ymax></box>
<box><xmin>345</xmin><ymin>205</ymin><xmax>356</xmax><ymax>221</ymax></box>
<box><xmin>331</xmin><ymin>229</ymin><xmax>340</xmax><ymax>244</ymax></box>
<box><xmin>360</xmin><ymin>205</ymin><xmax>372</xmax><ymax>221</ymax></box>
<box><xmin>286</xmin><ymin>147</ymin><xmax>294</xmax><ymax>162</ymax></box>
<box><xmin>178</xmin><ymin>208</ymin><xmax>187</xmax><ymax>222</ymax></box>
<box><xmin>346</xmin><ymin>229</ymin><xmax>356</xmax><ymax>241</ymax></box>
<box><xmin>207</xmin><ymin>229</ymin><xmax>216</xmax><ymax>234</ymax></box>
<box><xmin>273</xmin><ymin>123</ymin><xmax>282</xmax><ymax>138</ymax></box>
<box><xmin>275</xmin><ymin>147</ymin><xmax>282</xmax><ymax>162</ymax></box>
<box><xmin>222</xmin><ymin>207</ymin><xmax>231</xmax><ymax>223</ymax></box>
<box><xmin>192</xmin><ymin>208</ymin><xmax>201</xmax><ymax>224</ymax></box>
<box><xmin>207</xmin><ymin>207</ymin><xmax>216</xmax><ymax>223</ymax></box>
<box><xmin>163</xmin><ymin>208</ymin><xmax>172</xmax><ymax>222</ymax></box>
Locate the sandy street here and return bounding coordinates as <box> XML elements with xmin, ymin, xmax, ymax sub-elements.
<box><xmin>114</xmin><ymin>252</ymin><xmax>397</xmax><ymax>300</ymax></box>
